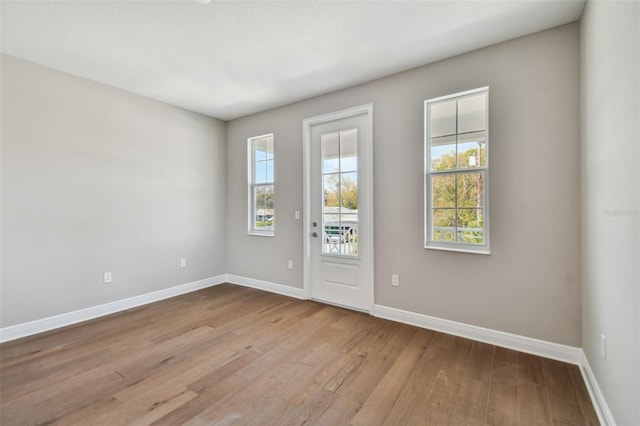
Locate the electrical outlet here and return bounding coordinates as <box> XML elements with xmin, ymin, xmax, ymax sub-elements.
<box><xmin>391</xmin><ymin>274</ymin><xmax>399</xmax><ymax>287</ymax></box>
<box><xmin>180</xmin><ymin>258</ymin><xmax>187</xmax><ymax>268</ymax></box>
<box><xmin>601</xmin><ymin>334</ymin><xmax>606</xmax><ymax>359</ymax></box>
<box><xmin>288</xmin><ymin>260</ymin><xmax>293</xmax><ymax>270</ymax></box>
<box><xmin>103</xmin><ymin>272</ymin><xmax>112</xmax><ymax>283</ymax></box>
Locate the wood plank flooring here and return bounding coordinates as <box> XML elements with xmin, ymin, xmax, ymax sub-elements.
<box><xmin>0</xmin><ymin>284</ymin><xmax>599</xmax><ymax>425</ymax></box>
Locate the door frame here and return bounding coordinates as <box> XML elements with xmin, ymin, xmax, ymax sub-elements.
<box><xmin>302</xmin><ymin>103</ymin><xmax>374</xmax><ymax>312</ymax></box>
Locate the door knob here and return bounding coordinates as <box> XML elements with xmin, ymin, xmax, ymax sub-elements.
<box><xmin>312</xmin><ymin>222</ymin><xmax>317</xmax><ymax>227</ymax></box>
<box><xmin>312</xmin><ymin>232</ymin><xmax>318</xmax><ymax>238</ymax></box>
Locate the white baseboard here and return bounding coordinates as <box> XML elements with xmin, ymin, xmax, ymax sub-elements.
<box><xmin>225</xmin><ymin>274</ymin><xmax>306</xmax><ymax>300</ymax></box>
<box><xmin>0</xmin><ymin>275</ymin><xmax>226</xmax><ymax>343</ymax></box>
<box><xmin>579</xmin><ymin>350</ymin><xmax>616</xmax><ymax>425</ymax></box>
<box><xmin>373</xmin><ymin>304</ymin><xmax>583</xmax><ymax>365</ymax></box>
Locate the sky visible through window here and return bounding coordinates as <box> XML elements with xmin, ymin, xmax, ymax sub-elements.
<box><xmin>254</xmin><ymin>145</ymin><xmax>274</xmax><ymax>183</ymax></box>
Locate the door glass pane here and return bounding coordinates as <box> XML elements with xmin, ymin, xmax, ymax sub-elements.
<box><xmin>322</xmin><ymin>132</ymin><xmax>340</xmax><ymax>173</ymax></box>
<box><xmin>342</xmin><ymin>223</ymin><xmax>358</xmax><ymax>256</ymax></box>
<box><xmin>323</xmin><ymin>214</ymin><xmax>342</xmax><ymax>254</ymax></box>
<box><xmin>430</xmin><ymin>100</ymin><xmax>456</xmax><ymax>137</ymax></box>
<box><xmin>458</xmin><ymin>93</ymin><xmax>486</xmax><ymax>134</ymax></box>
<box><xmin>323</xmin><ymin>174</ymin><xmax>340</xmax><ymax>211</ymax></box>
<box><xmin>321</xmin><ymin>129</ymin><xmax>358</xmax><ymax>256</ymax></box>
<box><xmin>340</xmin><ymin>172</ymin><xmax>357</xmax><ymax>210</ymax></box>
<box><xmin>340</xmin><ymin>172</ymin><xmax>358</xmax><ymax>256</ymax></box>
<box><xmin>340</xmin><ymin>129</ymin><xmax>358</xmax><ymax>173</ymax></box>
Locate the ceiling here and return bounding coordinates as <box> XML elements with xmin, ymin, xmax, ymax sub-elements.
<box><xmin>1</xmin><ymin>0</ymin><xmax>584</xmax><ymax>121</ymax></box>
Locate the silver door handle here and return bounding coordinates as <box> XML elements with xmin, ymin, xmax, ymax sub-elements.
<box><xmin>312</xmin><ymin>232</ymin><xmax>318</xmax><ymax>238</ymax></box>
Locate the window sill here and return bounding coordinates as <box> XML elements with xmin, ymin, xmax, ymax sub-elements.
<box><xmin>425</xmin><ymin>244</ymin><xmax>490</xmax><ymax>255</ymax></box>
<box><xmin>248</xmin><ymin>232</ymin><xmax>275</xmax><ymax>238</ymax></box>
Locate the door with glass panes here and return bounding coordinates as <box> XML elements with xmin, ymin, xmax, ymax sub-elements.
<box><xmin>304</xmin><ymin>105</ymin><xmax>373</xmax><ymax>311</ymax></box>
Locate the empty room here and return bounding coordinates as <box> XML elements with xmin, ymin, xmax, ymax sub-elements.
<box><xmin>1</xmin><ymin>0</ymin><xmax>638</xmax><ymax>425</ymax></box>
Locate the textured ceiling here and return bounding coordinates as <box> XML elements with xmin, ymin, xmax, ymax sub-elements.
<box><xmin>1</xmin><ymin>1</ymin><xmax>584</xmax><ymax>121</ymax></box>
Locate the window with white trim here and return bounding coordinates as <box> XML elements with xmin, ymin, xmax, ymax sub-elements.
<box><xmin>248</xmin><ymin>134</ymin><xmax>274</xmax><ymax>236</ymax></box>
<box><xmin>425</xmin><ymin>87</ymin><xmax>489</xmax><ymax>254</ymax></box>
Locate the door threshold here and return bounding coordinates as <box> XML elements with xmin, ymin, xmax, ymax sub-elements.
<box><xmin>310</xmin><ymin>298</ymin><xmax>370</xmax><ymax>314</ymax></box>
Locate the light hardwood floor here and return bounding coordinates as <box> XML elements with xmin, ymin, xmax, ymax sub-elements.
<box><xmin>0</xmin><ymin>284</ymin><xmax>598</xmax><ymax>425</ymax></box>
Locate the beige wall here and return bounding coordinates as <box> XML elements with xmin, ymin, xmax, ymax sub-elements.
<box><xmin>0</xmin><ymin>55</ymin><xmax>227</xmax><ymax>327</ymax></box>
<box><xmin>580</xmin><ymin>1</ymin><xmax>640</xmax><ymax>424</ymax></box>
<box><xmin>1</xmin><ymin>24</ymin><xmax>584</xmax><ymax>348</ymax></box>
<box><xmin>227</xmin><ymin>24</ymin><xmax>582</xmax><ymax>346</ymax></box>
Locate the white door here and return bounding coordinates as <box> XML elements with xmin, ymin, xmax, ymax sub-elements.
<box><xmin>303</xmin><ymin>105</ymin><xmax>373</xmax><ymax>312</ymax></box>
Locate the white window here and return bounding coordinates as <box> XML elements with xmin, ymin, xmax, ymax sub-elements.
<box><xmin>425</xmin><ymin>87</ymin><xmax>489</xmax><ymax>254</ymax></box>
<box><xmin>248</xmin><ymin>134</ymin><xmax>274</xmax><ymax>236</ymax></box>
